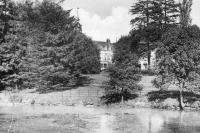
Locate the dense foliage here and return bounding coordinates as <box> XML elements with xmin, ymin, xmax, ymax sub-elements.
<box><xmin>154</xmin><ymin>25</ymin><xmax>200</xmax><ymax>110</ymax></box>
<box><xmin>130</xmin><ymin>0</ymin><xmax>179</xmax><ymax>31</ymax></box>
<box><xmin>0</xmin><ymin>0</ymin><xmax>100</xmax><ymax>91</ymax></box>
<box><xmin>152</xmin><ymin>0</ymin><xmax>199</xmax><ymax>110</ymax></box>
<box><xmin>0</xmin><ymin>0</ymin><xmax>24</xmax><ymax>90</ymax></box>
<box><xmin>130</xmin><ymin>0</ymin><xmax>180</xmax><ymax>68</ymax></box>
<box><xmin>68</xmin><ymin>33</ymin><xmax>101</xmax><ymax>74</ymax></box>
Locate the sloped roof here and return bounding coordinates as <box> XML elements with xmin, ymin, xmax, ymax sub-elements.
<box><xmin>93</xmin><ymin>41</ymin><xmax>108</xmax><ymax>49</ymax></box>
<box><xmin>93</xmin><ymin>41</ymin><xmax>114</xmax><ymax>51</ymax></box>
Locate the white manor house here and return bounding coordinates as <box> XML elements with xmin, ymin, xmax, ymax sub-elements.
<box><xmin>94</xmin><ymin>39</ymin><xmax>113</xmax><ymax>70</ymax></box>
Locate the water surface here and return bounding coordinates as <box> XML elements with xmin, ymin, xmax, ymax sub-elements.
<box><xmin>0</xmin><ymin>105</ymin><xmax>200</xmax><ymax>133</ymax></box>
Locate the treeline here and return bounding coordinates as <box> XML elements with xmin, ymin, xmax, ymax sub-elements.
<box><xmin>104</xmin><ymin>0</ymin><xmax>200</xmax><ymax>109</ymax></box>
<box><xmin>0</xmin><ymin>0</ymin><xmax>101</xmax><ymax>91</ymax></box>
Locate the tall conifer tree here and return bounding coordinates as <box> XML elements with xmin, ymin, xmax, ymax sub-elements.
<box><xmin>130</xmin><ymin>0</ymin><xmax>179</xmax><ymax>68</ymax></box>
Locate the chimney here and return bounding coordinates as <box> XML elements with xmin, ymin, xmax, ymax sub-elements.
<box><xmin>106</xmin><ymin>39</ymin><xmax>111</xmax><ymax>44</ymax></box>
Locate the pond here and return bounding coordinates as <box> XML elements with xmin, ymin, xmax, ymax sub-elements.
<box><xmin>0</xmin><ymin>105</ymin><xmax>200</xmax><ymax>133</ymax></box>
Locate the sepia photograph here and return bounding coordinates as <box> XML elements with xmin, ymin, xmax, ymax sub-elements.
<box><xmin>0</xmin><ymin>0</ymin><xmax>200</xmax><ymax>132</ymax></box>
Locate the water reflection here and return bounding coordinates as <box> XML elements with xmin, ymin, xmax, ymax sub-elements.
<box><xmin>148</xmin><ymin>114</ymin><xmax>164</xmax><ymax>133</ymax></box>
<box><xmin>109</xmin><ymin>109</ymin><xmax>200</xmax><ymax>133</ymax></box>
<box><xmin>1</xmin><ymin>105</ymin><xmax>200</xmax><ymax>133</ymax></box>
<box><xmin>98</xmin><ymin>114</ymin><xmax>114</xmax><ymax>133</ymax></box>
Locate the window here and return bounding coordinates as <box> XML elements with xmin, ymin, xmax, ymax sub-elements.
<box><xmin>143</xmin><ymin>63</ymin><xmax>148</xmax><ymax>69</ymax></box>
<box><xmin>104</xmin><ymin>63</ymin><xmax>107</xmax><ymax>68</ymax></box>
<box><xmin>107</xmin><ymin>56</ymin><xmax>110</xmax><ymax>61</ymax></box>
<box><xmin>101</xmin><ymin>63</ymin><xmax>104</xmax><ymax>68</ymax></box>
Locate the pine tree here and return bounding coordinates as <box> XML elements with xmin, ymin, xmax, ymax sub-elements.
<box><xmin>130</xmin><ymin>0</ymin><xmax>179</xmax><ymax>30</ymax></box>
<box><xmin>150</xmin><ymin>0</ymin><xmax>179</xmax><ymax>30</ymax></box>
<box><xmin>0</xmin><ymin>0</ymin><xmax>18</xmax><ymax>43</ymax></box>
<box><xmin>130</xmin><ymin>0</ymin><xmax>152</xmax><ymax>69</ymax></box>
<box><xmin>0</xmin><ymin>0</ymin><xmax>100</xmax><ymax>91</ymax></box>
<box><xmin>0</xmin><ymin>0</ymin><xmax>24</xmax><ymax>90</ymax></box>
<box><xmin>180</xmin><ymin>0</ymin><xmax>193</xmax><ymax>27</ymax></box>
<box><xmin>130</xmin><ymin>0</ymin><xmax>179</xmax><ymax>69</ymax></box>
<box><xmin>18</xmin><ymin>0</ymin><xmax>80</xmax><ymax>91</ymax></box>
<box><xmin>18</xmin><ymin>0</ymin><xmax>100</xmax><ymax>92</ymax></box>
<box><xmin>68</xmin><ymin>33</ymin><xmax>101</xmax><ymax>74</ymax></box>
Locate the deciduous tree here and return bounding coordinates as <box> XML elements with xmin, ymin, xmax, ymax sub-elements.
<box><xmin>155</xmin><ymin>25</ymin><xmax>200</xmax><ymax>110</ymax></box>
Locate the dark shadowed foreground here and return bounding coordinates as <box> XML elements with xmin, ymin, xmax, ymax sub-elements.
<box><xmin>1</xmin><ymin>105</ymin><xmax>200</xmax><ymax>133</ymax></box>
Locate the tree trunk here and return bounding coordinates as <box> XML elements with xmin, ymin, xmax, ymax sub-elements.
<box><xmin>15</xmin><ymin>84</ymin><xmax>18</xmax><ymax>92</ymax></box>
<box><xmin>146</xmin><ymin>0</ymin><xmax>149</xmax><ymax>26</ymax></box>
<box><xmin>179</xmin><ymin>89</ymin><xmax>184</xmax><ymax>110</ymax></box>
<box><xmin>147</xmin><ymin>42</ymin><xmax>151</xmax><ymax>69</ymax></box>
<box><xmin>179</xmin><ymin>82</ymin><xmax>185</xmax><ymax>111</ymax></box>
<box><xmin>146</xmin><ymin>0</ymin><xmax>151</xmax><ymax>70</ymax></box>
<box><xmin>121</xmin><ymin>88</ymin><xmax>124</xmax><ymax>105</ymax></box>
<box><xmin>160</xmin><ymin>74</ymin><xmax>164</xmax><ymax>91</ymax></box>
<box><xmin>1</xmin><ymin>0</ymin><xmax>7</xmax><ymax>43</ymax></box>
<box><xmin>121</xmin><ymin>95</ymin><xmax>124</xmax><ymax>105</ymax></box>
<box><xmin>164</xmin><ymin>0</ymin><xmax>167</xmax><ymax>26</ymax></box>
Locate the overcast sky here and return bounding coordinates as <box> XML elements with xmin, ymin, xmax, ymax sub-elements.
<box><xmin>62</xmin><ymin>0</ymin><xmax>132</xmax><ymax>42</ymax></box>
<box><xmin>15</xmin><ymin>0</ymin><xmax>200</xmax><ymax>42</ymax></box>
<box><xmin>62</xmin><ymin>0</ymin><xmax>200</xmax><ymax>42</ymax></box>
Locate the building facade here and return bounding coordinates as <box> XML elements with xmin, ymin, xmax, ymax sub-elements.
<box><xmin>138</xmin><ymin>50</ymin><xmax>156</xmax><ymax>70</ymax></box>
<box><xmin>94</xmin><ymin>39</ymin><xmax>113</xmax><ymax>70</ymax></box>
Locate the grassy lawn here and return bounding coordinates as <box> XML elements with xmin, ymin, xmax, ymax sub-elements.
<box><xmin>0</xmin><ymin>73</ymin><xmax>109</xmax><ymax>106</ymax></box>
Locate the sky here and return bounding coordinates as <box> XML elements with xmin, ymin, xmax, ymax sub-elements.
<box><xmin>62</xmin><ymin>0</ymin><xmax>133</xmax><ymax>42</ymax></box>
<box><xmin>15</xmin><ymin>0</ymin><xmax>200</xmax><ymax>43</ymax></box>
<box><xmin>62</xmin><ymin>0</ymin><xmax>200</xmax><ymax>43</ymax></box>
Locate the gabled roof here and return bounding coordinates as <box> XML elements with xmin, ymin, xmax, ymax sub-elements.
<box><xmin>93</xmin><ymin>41</ymin><xmax>113</xmax><ymax>50</ymax></box>
<box><xmin>93</xmin><ymin>41</ymin><xmax>108</xmax><ymax>48</ymax></box>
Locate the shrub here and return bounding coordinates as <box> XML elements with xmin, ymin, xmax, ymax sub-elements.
<box><xmin>101</xmin><ymin>65</ymin><xmax>142</xmax><ymax>104</ymax></box>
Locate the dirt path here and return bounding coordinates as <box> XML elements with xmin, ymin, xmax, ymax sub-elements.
<box><xmin>138</xmin><ymin>76</ymin><xmax>158</xmax><ymax>96</ymax></box>
<box><xmin>126</xmin><ymin>75</ymin><xmax>158</xmax><ymax>107</ymax></box>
